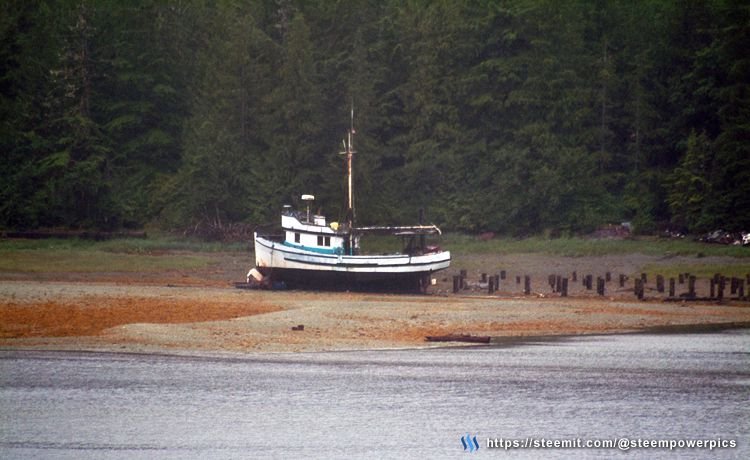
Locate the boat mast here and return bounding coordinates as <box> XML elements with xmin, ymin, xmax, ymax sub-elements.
<box><xmin>341</xmin><ymin>105</ymin><xmax>356</xmax><ymax>230</ymax></box>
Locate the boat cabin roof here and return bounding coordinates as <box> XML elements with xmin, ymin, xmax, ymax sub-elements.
<box><xmin>355</xmin><ymin>225</ymin><xmax>442</xmax><ymax>236</ymax></box>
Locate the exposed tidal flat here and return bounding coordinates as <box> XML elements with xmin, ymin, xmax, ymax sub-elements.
<box><xmin>1</xmin><ymin>237</ymin><xmax>750</xmax><ymax>354</ymax></box>
<box><xmin>1</xmin><ymin>281</ymin><xmax>749</xmax><ymax>354</ymax></box>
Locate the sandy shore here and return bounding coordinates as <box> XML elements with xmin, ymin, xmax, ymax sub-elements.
<box><xmin>2</xmin><ymin>277</ymin><xmax>749</xmax><ymax>354</ymax></box>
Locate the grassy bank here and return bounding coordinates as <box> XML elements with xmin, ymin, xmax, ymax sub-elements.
<box><xmin>0</xmin><ymin>249</ymin><xmax>212</xmax><ymax>273</ymax></box>
<box><xmin>0</xmin><ymin>236</ymin><xmax>249</xmax><ymax>253</ymax></box>
<box><xmin>440</xmin><ymin>235</ymin><xmax>750</xmax><ymax>258</ymax></box>
<box><xmin>0</xmin><ymin>237</ymin><xmax>234</xmax><ymax>273</ymax></box>
<box><xmin>1</xmin><ymin>234</ymin><xmax>747</xmax><ymax>275</ymax></box>
<box><xmin>362</xmin><ymin>233</ymin><xmax>750</xmax><ymax>258</ymax></box>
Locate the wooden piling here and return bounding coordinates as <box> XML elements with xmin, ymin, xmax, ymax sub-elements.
<box><xmin>524</xmin><ymin>276</ymin><xmax>531</xmax><ymax>295</ymax></box>
<box><xmin>597</xmin><ymin>277</ymin><xmax>605</xmax><ymax>296</ymax></box>
<box><xmin>561</xmin><ymin>278</ymin><xmax>568</xmax><ymax>297</ymax></box>
<box><xmin>679</xmin><ymin>273</ymin><xmax>684</xmax><ymax>284</ymax></box>
<box><xmin>738</xmin><ymin>280</ymin><xmax>745</xmax><ymax>299</ymax></box>
<box><xmin>633</xmin><ymin>278</ymin><xmax>643</xmax><ymax>299</ymax></box>
<box><xmin>669</xmin><ymin>278</ymin><xmax>675</xmax><ymax>297</ymax></box>
<box><xmin>710</xmin><ymin>278</ymin><xmax>716</xmax><ymax>298</ymax></box>
<box><xmin>619</xmin><ymin>274</ymin><xmax>626</xmax><ymax>288</ymax></box>
<box><xmin>635</xmin><ymin>278</ymin><xmax>644</xmax><ymax>300</ymax></box>
<box><xmin>488</xmin><ymin>276</ymin><xmax>495</xmax><ymax>294</ymax></box>
<box><xmin>656</xmin><ymin>275</ymin><xmax>664</xmax><ymax>293</ymax></box>
<box><xmin>453</xmin><ymin>275</ymin><xmax>460</xmax><ymax>294</ymax></box>
<box><xmin>688</xmin><ymin>275</ymin><xmax>696</xmax><ymax>298</ymax></box>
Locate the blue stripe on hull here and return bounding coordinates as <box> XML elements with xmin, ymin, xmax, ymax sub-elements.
<box><xmin>281</xmin><ymin>241</ymin><xmax>342</xmax><ymax>255</ymax></box>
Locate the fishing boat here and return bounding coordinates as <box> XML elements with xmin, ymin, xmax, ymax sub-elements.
<box><xmin>253</xmin><ymin>110</ymin><xmax>450</xmax><ymax>292</ymax></box>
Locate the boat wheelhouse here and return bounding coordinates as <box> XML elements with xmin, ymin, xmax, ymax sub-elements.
<box><xmin>253</xmin><ymin>109</ymin><xmax>450</xmax><ymax>292</ymax></box>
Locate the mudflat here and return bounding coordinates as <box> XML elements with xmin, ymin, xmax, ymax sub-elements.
<box><xmin>1</xmin><ymin>251</ymin><xmax>749</xmax><ymax>353</ymax></box>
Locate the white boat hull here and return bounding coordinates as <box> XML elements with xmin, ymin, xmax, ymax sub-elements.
<box><xmin>254</xmin><ymin>233</ymin><xmax>450</xmax><ymax>291</ymax></box>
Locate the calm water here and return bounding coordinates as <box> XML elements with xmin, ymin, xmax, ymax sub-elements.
<box><xmin>1</xmin><ymin>330</ymin><xmax>748</xmax><ymax>459</ymax></box>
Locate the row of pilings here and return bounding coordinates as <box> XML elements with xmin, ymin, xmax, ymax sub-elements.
<box><xmin>451</xmin><ymin>270</ymin><xmax>750</xmax><ymax>301</ymax></box>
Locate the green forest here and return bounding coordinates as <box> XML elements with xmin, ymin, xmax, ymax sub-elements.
<box><xmin>2</xmin><ymin>0</ymin><xmax>748</xmax><ymax>236</ymax></box>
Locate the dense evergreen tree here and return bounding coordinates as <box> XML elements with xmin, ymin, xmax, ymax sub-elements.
<box><xmin>155</xmin><ymin>3</ymin><xmax>272</xmax><ymax>228</ymax></box>
<box><xmin>1</xmin><ymin>0</ymin><xmax>60</xmax><ymax>228</ymax></box>
<box><xmin>1</xmin><ymin>0</ymin><xmax>748</xmax><ymax>236</ymax></box>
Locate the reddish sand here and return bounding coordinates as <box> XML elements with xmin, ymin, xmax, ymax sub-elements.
<box><xmin>1</xmin><ymin>250</ymin><xmax>749</xmax><ymax>353</ymax></box>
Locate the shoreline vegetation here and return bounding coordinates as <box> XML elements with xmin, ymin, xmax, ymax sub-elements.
<box><xmin>2</xmin><ymin>233</ymin><xmax>749</xmax><ymax>262</ymax></box>
<box><xmin>2</xmin><ymin>235</ymin><xmax>749</xmax><ymax>279</ymax></box>
<box><xmin>1</xmin><ymin>236</ymin><xmax>749</xmax><ymax>354</ymax></box>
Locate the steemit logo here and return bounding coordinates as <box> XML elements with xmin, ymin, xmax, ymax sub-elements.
<box><xmin>461</xmin><ymin>433</ymin><xmax>480</xmax><ymax>452</ymax></box>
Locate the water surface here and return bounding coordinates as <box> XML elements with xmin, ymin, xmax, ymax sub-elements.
<box><xmin>1</xmin><ymin>330</ymin><xmax>748</xmax><ymax>459</ymax></box>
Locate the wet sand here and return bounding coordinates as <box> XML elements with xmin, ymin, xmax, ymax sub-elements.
<box><xmin>2</xmin><ymin>276</ymin><xmax>749</xmax><ymax>354</ymax></box>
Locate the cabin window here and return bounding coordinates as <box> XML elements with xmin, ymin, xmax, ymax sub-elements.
<box><xmin>295</xmin><ymin>233</ymin><xmax>300</xmax><ymax>243</ymax></box>
<box><xmin>317</xmin><ymin>235</ymin><xmax>323</xmax><ymax>246</ymax></box>
<box><xmin>324</xmin><ymin>236</ymin><xmax>330</xmax><ymax>246</ymax></box>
